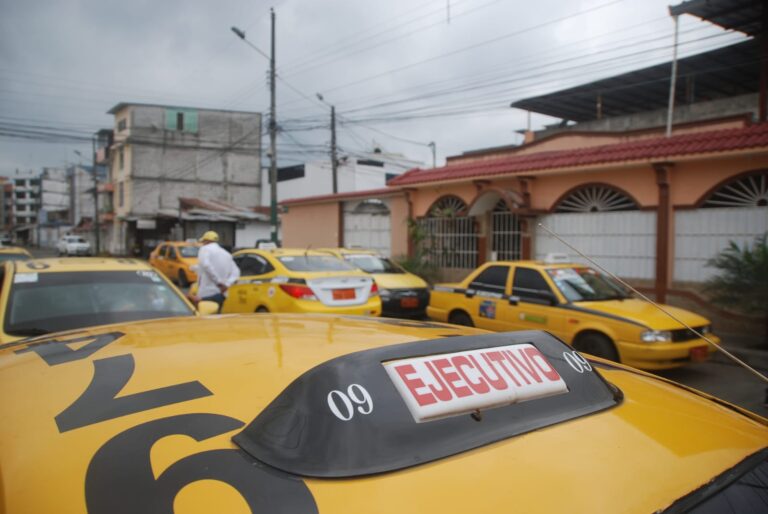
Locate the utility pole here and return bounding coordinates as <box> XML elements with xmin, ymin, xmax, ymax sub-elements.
<box><xmin>91</xmin><ymin>136</ymin><xmax>100</xmax><ymax>254</ymax></box>
<box><xmin>428</xmin><ymin>141</ymin><xmax>436</xmax><ymax>168</ymax></box>
<box><xmin>330</xmin><ymin>105</ymin><xmax>338</xmax><ymax>193</ymax></box>
<box><xmin>268</xmin><ymin>7</ymin><xmax>278</xmax><ymax>243</ymax></box>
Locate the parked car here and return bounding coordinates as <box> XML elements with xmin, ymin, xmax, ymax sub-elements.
<box><xmin>56</xmin><ymin>235</ymin><xmax>92</xmax><ymax>256</ymax></box>
<box><xmin>220</xmin><ymin>248</ymin><xmax>381</xmax><ymax>316</ymax></box>
<box><xmin>149</xmin><ymin>241</ymin><xmax>201</xmax><ymax>286</ymax></box>
<box><xmin>0</xmin><ymin>246</ymin><xmax>32</xmax><ymax>263</ymax></box>
<box><xmin>0</xmin><ymin>257</ymin><xmax>217</xmax><ymax>343</ymax></box>
<box><xmin>0</xmin><ymin>314</ymin><xmax>765</xmax><ymax>513</ymax></box>
<box><xmin>320</xmin><ymin>248</ymin><xmax>429</xmax><ymax>318</ymax></box>
<box><xmin>427</xmin><ymin>258</ymin><xmax>719</xmax><ymax>370</ymax></box>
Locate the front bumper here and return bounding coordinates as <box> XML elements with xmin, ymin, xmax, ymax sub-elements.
<box><xmin>380</xmin><ymin>288</ymin><xmax>430</xmax><ymax>318</ymax></box>
<box><xmin>617</xmin><ymin>334</ymin><xmax>721</xmax><ymax>370</ymax></box>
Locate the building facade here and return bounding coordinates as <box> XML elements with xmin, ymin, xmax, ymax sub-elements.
<box><xmin>106</xmin><ymin>103</ymin><xmax>262</xmax><ymax>255</ymax></box>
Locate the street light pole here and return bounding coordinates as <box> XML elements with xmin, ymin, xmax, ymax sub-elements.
<box><xmin>316</xmin><ymin>93</ymin><xmax>338</xmax><ymax>194</ymax></box>
<box><xmin>231</xmin><ymin>10</ymin><xmax>278</xmax><ymax>244</ymax></box>
<box><xmin>268</xmin><ymin>8</ymin><xmax>278</xmax><ymax>243</ymax></box>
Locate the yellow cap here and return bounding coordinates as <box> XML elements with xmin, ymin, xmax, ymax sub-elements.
<box><xmin>199</xmin><ymin>231</ymin><xmax>219</xmax><ymax>242</ymax></box>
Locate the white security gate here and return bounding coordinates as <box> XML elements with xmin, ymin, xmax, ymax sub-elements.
<box><xmin>535</xmin><ymin>212</ymin><xmax>657</xmax><ymax>279</ymax></box>
<box><xmin>417</xmin><ymin>216</ymin><xmax>478</xmax><ymax>269</ymax></box>
<box><xmin>674</xmin><ymin>207</ymin><xmax>768</xmax><ymax>282</ymax></box>
<box><xmin>343</xmin><ymin>200</ymin><xmax>391</xmax><ymax>256</ymax></box>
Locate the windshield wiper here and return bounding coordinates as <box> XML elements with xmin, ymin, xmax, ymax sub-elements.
<box><xmin>8</xmin><ymin>328</ymin><xmax>51</xmax><ymax>336</ymax></box>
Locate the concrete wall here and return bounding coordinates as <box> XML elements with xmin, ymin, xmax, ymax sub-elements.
<box><xmin>282</xmin><ymin>202</ymin><xmax>340</xmax><ymax>248</ymax></box>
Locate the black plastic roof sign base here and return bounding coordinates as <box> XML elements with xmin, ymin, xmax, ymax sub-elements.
<box><xmin>233</xmin><ymin>330</ymin><xmax>622</xmax><ymax>478</ymax></box>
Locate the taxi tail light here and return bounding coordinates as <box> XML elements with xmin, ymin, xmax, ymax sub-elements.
<box><xmin>370</xmin><ymin>282</ymin><xmax>379</xmax><ymax>296</ymax></box>
<box><xmin>280</xmin><ymin>284</ymin><xmax>317</xmax><ymax>301</ymax></box>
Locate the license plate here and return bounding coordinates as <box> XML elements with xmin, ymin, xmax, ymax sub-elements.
<box><xmin>332</xmin><ymin>288</ymin><xmax>355</xmax><ymax>300</ymax></box>
<box><xmin>689</xmin><ymin>346</ymin><xmax>708</xmax><ymax>362</ymax></box>
<box><xmin>400</xmin><ymin>297</ymin><xmax>419</xmax><ymax>308</ymax></box>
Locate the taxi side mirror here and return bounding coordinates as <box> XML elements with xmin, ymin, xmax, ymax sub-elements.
<box><xmin>197</xmin><ymin>301</ymin><xmax>220</xmax><ymax>315</ymax></box>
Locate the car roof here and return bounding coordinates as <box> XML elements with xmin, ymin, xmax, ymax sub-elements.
<box><xmin>0</xmin><ymin>314</ymin><xmax>766</xmax><ymax>513</ymax></box>
<box><xmin>236</xmin><ymin>248</ymin><xmax>348</xmax><ymax>258</ymax></box>
<box><xmin>0</xmin><ymin>246</ymin><xmax>31</xmax><ymax>255</ymax></box>
<box><xmin>318</xmin><ymin>247</ymin><xmax>379</xmax><ymax>256</ymax></box>
<box><xmin>482</xmin><ymin>260</ymin><xmax>588</xmax><ymax>270</ymax></box>
<box><xmin>11</xmin><ymin>257</ymin><xmax>152</xmax><ymax>273</ymax></box>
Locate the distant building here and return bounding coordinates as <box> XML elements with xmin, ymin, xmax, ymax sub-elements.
<box><xmin>36</xmin><ymin>167</ymin><xmax>72</xmax><ymax>248</ymax></box>
<box><xmin>106</xmin><ymin>103</ymin><xmax>262</xmax><ymax>255</ymax></box>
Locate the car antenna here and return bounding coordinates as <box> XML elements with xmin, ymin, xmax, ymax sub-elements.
<box><xmin>538</xmin><ymin>223</ymin><xmax>768</xmax><ymax>385</ymax></box>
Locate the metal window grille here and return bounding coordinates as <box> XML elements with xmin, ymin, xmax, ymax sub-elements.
<box><xmin>491</xmin><ymin>211</ymin><xmax>521</xmax><ymax>261</ymax></box>
<box><xmin>417</xmin><ymin>216</ymin><xmax>477</xmax><ymax>269</ymax></box>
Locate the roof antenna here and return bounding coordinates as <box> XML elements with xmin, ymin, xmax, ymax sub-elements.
<box><xmin>538</xmin><ymin>223</ymin><xmax>768</xmax><ymax>385</ymax></box>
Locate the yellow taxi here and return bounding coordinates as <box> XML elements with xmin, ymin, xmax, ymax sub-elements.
<box><xmin>0</xmin><ymin>246</ymin><xmax>32</xmax><ymax>263</ymax></box>
<box><xmin>0</xmin><ymin>314</ymin><xmax>765</xmax><ymax>513</ymax></box>
<box><xmin>149</xmin><ymin>241</ymin><xmax>201</xmax><ymax>287</ymax></box>
<box><xmin>319</xmin><ymin>248</ymin><xmax>429</xmax><ymax>318</ymax></box>
<box><xmin>428</xmin><ymin>259</ymin><xmax>719</xmax><ymax>370</ymax></box>
<box><xmin>221</xmin><ymin>248</ymin><xmax>381</xmax><ymax>316</ymax></box>
<box><xmin>0</xmin><ymin>257</ymin><xmax>214</xmax><ymax>344</ymax></box>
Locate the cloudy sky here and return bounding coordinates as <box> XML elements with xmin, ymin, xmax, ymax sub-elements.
<box><xmin>0</xmin><ymin>0</ymin><xmax>747</xmax><ymax>176</ymax></box>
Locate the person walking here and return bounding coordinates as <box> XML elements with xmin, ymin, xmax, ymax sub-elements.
<box><xmin>192</xmin><ymin>231</ymin><xmax>240</xmax><ymax>312</ymax></box>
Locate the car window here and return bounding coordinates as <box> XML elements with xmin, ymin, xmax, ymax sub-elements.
<box><xmin>277</xmin><ymin>255</ymin><xmax>355</xmax><ymax>272</ymax></box>
<box><xmin>469</xmin><ymin>265</ymin><xmax>509</xmax><ymax>294</ymax></box>
<box><xmin>178</xmin><ymin>246</ymin><xmax>199</xmax><ymax>258</ymax></box>
<box><xmin>235</xmin><ymin>254</ymin><xmax>274</xmax><ymax>276</ymax></box>
<box><xmin>546</xmin><ymin>267</ymin><xmax>629</xmax><ymax>302</ymax></box>
<box><xmin>344</xmin><ymin>254</ymin><xmax>403</xmax><ymax>274</ymax></box>
<box><xmin>4</xmin><ymin>270</ymin><xmax>194</xmax><ymax>336</ymax></box>
<box><xmin>512</xmin><ymin>267</ymin><xmax>555</xmax><ymax>304</ymax></box>
<box><xmin>167</xmin><ymin>246</ymin><xmax>178</xmax><ymax>260</ymax></box>
<box><xmin>0</xmin><ymin>254</ymin><xmax>30</xmax><ymax>263</ymax></box>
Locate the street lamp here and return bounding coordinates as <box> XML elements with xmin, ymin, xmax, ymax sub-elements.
<box><xmin>231</xmin><ymin>12</ymin><xmax>279</xmax><ymax>244</ymax></box>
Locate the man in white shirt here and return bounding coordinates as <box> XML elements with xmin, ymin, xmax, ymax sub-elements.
<box><xmin>192</xmin><ymin>231</ymin><xmax>240</xmax><ymax>312</ymax></box>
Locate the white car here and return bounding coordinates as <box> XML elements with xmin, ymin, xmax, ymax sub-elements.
<box><xmin>56</xmin><ymin>235</ymin><xmax>92</xmax><ymax>256</ymax></box>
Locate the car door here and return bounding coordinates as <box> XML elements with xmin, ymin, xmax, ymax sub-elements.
<box><xmin>463</xmin><ymin>264</ymin><xmax>512</xmax><ymax>331</ymax></box>
<box><xmin>502</xmin><ymin>266</ymin><xmax>567</xmax><ymax>340</ymax></box>
<box><xmin>223</xmin><ymin>253</ymin><xmax>275</xmax><ymax>313</ymax></box>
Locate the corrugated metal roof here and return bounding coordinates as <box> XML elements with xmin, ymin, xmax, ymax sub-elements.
<box><xmin>669</xmin><ymin>0</ymin><xmax>763</xmax><ymax>37</ymax></box>
<box><xmin>388</xmin><ymin>123</ymin><xmax>768</xmax><ymax>186</ymax></box>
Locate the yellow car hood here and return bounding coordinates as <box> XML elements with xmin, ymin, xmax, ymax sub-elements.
<box><xmin>371</xmin><ymin>272</ymin><xmax>427</xmax><ymax>290</ymax></box>
<box><xmin>572</xmin><ymin>298</ymin><xmax>710</xmax><ymax>329</ymax></box>
<box><xmin>0</xmin><ymin>315</ymin><xmax>765</xmax><ymax>514</ymax></box>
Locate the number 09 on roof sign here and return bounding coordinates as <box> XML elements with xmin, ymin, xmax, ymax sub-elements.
<box><xmin>383</xmin><ymin>344</ymin><xmax>569</xmax><ymax>423</ymax></box>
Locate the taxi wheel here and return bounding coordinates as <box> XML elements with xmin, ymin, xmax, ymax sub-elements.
<box><xmin>178</xmin><ymin>270</ymin><xmax>189</xmax><ymax>287</ymax></box>
<box><xmin>449</xmin><ymin>311</ymin><xmax>474</xmax><ymax>327</ymax></box>
<box><xmin>574</xmin><ymin>333</ymin><xmax>619</xmax><ymax>362</ymax></box>
<box><xmin>256</xmin><ymin>306</ymin><xmax>269</xmax><ymax>313</ymax></box>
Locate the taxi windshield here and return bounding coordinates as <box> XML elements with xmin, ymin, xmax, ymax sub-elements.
<box><xmin>344</xmin><ymin>254</ymin><xmax>403</xmax><ymax>273</ymax></box>
<box><xmin>0</xmin><ymin>254</ymin><xmax>30</xmax><ymax>263</ymax></box>
<box><xmin>278</xmin><ymin>255</ymin><xmax>355</xmax><ymax>272</ymax></box>
<box><xmin>178</xmin><ymin>246</ymin><xmax>199</xmax><ymax>258</ymax></box>
<box><xmin>546</xmin><ymin>267</ymin><xmax>630</xmax><ymax>302</ymax></box>
<box><xmin>5</xmin><ymin>270</ymin><xmax>194</xmax><ymax>336</ymax></box>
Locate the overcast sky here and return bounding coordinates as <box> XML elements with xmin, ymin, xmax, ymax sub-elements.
<box><xmin>0</xmin><ymin>0</ymin><xmax>747</xmax><ymax>176</ymax></box>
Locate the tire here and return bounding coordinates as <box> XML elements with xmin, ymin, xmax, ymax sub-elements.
<box><xmin>449</xmin><ymin>311</ymin><xmax>474</xmax><ymax>327</ymax></box>
<box><xmin>178</xmin><ymin>270</ymin><xmax>189</xmax><ymax>288</ymax></box>
<box><xmin>573</xmin><ymin>333</ymin><xmax>619</xmax><ymax>362</ymax></box>
<box><xmin>255</xmin><ymin>306</ymin><xmax>269</xmax><ymax>313</ymax></box>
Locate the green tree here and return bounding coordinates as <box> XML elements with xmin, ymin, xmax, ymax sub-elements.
<box><xmin>704</xmin><ymin>233</ymin><xmax>768</xmax><ymax>341</ymax></box>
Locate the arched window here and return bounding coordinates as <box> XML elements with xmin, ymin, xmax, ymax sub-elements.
<box><xmin>418</xmin><ymin>196</ymin><xmax>476</xmax><ymax>269</ymax></box>
<box><xmin>352</xmin><ymin>199</ymin><xmax>390</xmax><ymax>215</ymax></box>
<box><xmin>555</xmin><ymin>185</ymin><xmax>638</xmax><ymax>213</ymax></box>
<box><xmin>702</xmin><ymin>172</ymin><xmax>768</xmax><ymax>208</ymax></box>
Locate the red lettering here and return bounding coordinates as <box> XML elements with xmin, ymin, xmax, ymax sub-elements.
<box><xmin>485</xmin><ymin>351</ymin><xmax>523</xmax><ymax>387</ymax></box>
<box><xmin>470</xmin><ymin>354</ymin><xmax>509</xmax><ymax>390</ymax></box>
<box><xmin>451</xmin><ymin>355</ymin><xmax>490</xmax><ymax>395</ymax></box>
<box><xmin>394</xmin><ymin>364</ymin><xmax>436</xmax><ymax>406</ymax></box>
<box><xmin>424</xmin><ymin>361</ymin><xmax>453</xmax><ymax>401</ymax></box>
<box><xmin>505</xmin><ymin>349</ymin><xmax>542</xmax><ymax>383</ymax></box>
<box><xmin>433</xmin><ymin>358</ymin><xmax>472</xmax><ymax>398</ymax></box>
<box><xmin>523</xmin><ymin>347</ymin><xmax>562</xmax><ymax>382</ymax></box>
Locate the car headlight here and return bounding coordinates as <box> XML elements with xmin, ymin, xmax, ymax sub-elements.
<box><xmin>700</xmin><ymin>325</ymin><xmax>711</xmax><ymax>335</ymax></box>
<box><xmin>640</xmin><ymin>330</ymin><xmax>672</xmax><ymax>343</ymax></box>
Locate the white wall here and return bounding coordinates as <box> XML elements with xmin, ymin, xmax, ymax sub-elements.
<box><xmin>235</xmin><ymin>222</ymin><xmax>271</xmax><ymax>249</ymax></box>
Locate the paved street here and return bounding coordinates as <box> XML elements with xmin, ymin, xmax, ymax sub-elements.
<box><xmin>655</xmin><ymin>358</ymin><xmax>767</xmax><ymax>416</ymax></box>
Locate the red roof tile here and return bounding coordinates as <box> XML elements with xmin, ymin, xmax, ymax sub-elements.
<box><xmin>388</xmin><ymin>123</ymin><xmax>768</xmax><ymax>186</ymax></box>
